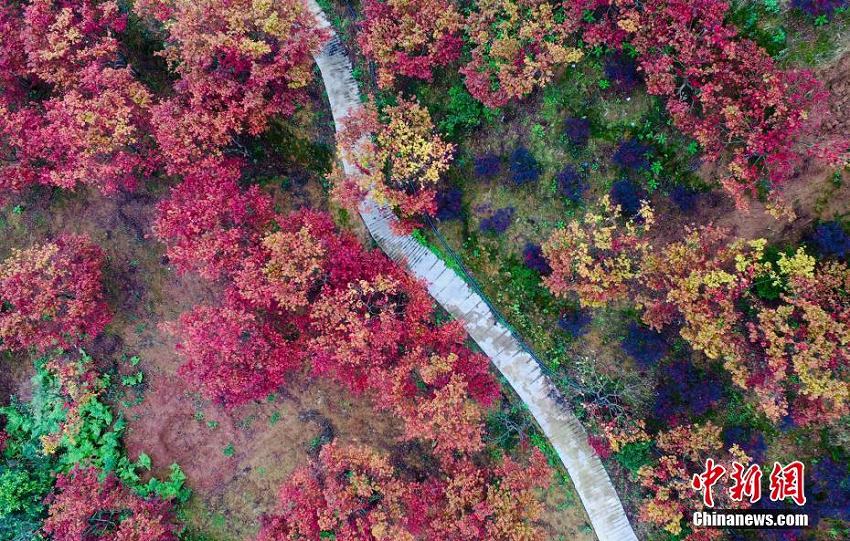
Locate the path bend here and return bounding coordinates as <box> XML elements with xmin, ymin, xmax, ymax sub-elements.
<box><xmin>306</xmin><ymin>3</ymin><xmax>638</xmax><ymax>540</ymax></box>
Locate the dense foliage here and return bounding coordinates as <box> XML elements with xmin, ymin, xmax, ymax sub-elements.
<box><xmin>0</xmin><ymin>235</ymin><xmax>110</xmax><ymax>353</ymax></box>
<box><xmin>544</xmin><ymin>200</ymin><xmax>850</xmax><ymax>427</ymax></box>
<box><xmin>571</xmin><ymin>0</ymin><xmax>838</xmax><ymax>206</ymax></box>
<box><xmin>171</xmin><ymin>305</ymin><xmax>303</xmax><ymax>408</ymax></box>
<box><xmin>43</xmin><ymin>467</ymin><xmax>178</xmax><ymax>541</ymax></box>
<box><xmin>152</xmin><ymin>159</ymin><xmax>274</xmax><ymax>280</ymax></box>
<box><xmin>334</xmin><ymin>96</ymin><xmax>455</xmax><ymax>222</ymax></box>
<box><xmin>461</xmin><ymin>0</ymin><xmax>583</xmax><ymax>107</ymax></box>
<box><xmin>257</xmin><ymin>442</ymin><xmax>552</xmax><ymax>541</ymax></box>
<box><xmin>358</xmin><ymin>0</ymin><xmax>463</xmax><ymax>88</ymax></box>
<box><xmin>0</xmin><ymin>0</ymin><xmax>156</xmax><ymax>199</ymax></box>
<box><xmin>139</xmin><ymin>0</ymin><xmax>324</xmax><ymax>173</ymax></box>
<box><xmin>1</xmin><ymin>353</ymin><xmax>188</xmax><ymax>540</ymax></box>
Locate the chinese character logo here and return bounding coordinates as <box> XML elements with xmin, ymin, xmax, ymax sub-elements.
<box><xmin>692</xmin><ymin>460</ymin><xmax>806</xmax><ymax>507</ymax></box>
<box><xmin>692</xmin><ymin>458</ymin><xmax>726</xmax><ymax>507</ymax></box>
<box><xmin>769</xmin><ymin>461</ymin><xmax>806</xmax><ymax>506</ymax></box>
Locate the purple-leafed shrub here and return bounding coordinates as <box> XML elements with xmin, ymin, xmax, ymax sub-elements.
<box><xmin>809</xmin><ymin>221</ymin><xmax>850</xmax><ymax>259</ymax></box>
<box><xmin>558</xmin><ymin>309</ymin><xmax>592</xmax><ymax>337</ymax></box>
<box><xmin>556</xmin><ymin>165</ymin><xmax>588</xmax><ymax>204</ymax></box>
<box><xmin>564</xmin><ymin>117</ymin><xmax>590</xmax><ymax>147</ymax></box>
<box><xmin>522</xmin><ymin>243</ymin><xmax>551</xmax><ymax>275</ymax></box>
<box><xmin>653</xmin><ymin>359</ymin><xmax>723</xmax><ymax>424</ymax></box>
<box><xmin>479</xmin><ymin>207</ymin><xmax>514</xmax><ymax>233</ymax></box>
<box><xmin>509</xmin><ymin>147</ymin><xmax>540</xmax><ymax>185</ymax></box>
<box><xmin>604</xmin><ymin>53</ymin><xmax>642</xmax><ymax>95</ymax></box>
<box><xmin>669</xmin><ymin>185</ymin><xmax>700</xmax><ymax>213</ymax></box>
<box><xmin>792</xmin><ymin>0</ymin><xmax>847</xmax><ymax>16</ymax></box>
<box><xmin>721</xmin><ymin>425</ymin><xmax>767</xmax><ymax>461</ymax></box>
<box><xmin>610</xmin><ymin>179</ymin><xmax>644</xmax><ymax>216</ymax></box>
<box><xmin>435</xmin><ymin>187</ymin><xmax>463</xmax><ymax>221</ymax></box>
<box><xmin>474</xmin><ymin>153</ymin><xmax>502</xmax><ymax>179</ymax></box>
<box><xmin>808</xmin><ymin>457</ymin><xmax>850</xmax><ymax>524</ymax></box>
<box><xmin>621</xmin><ymin>322</ymin><xmax>668</xmax><ymax>368</ymax></box>
<box><xmin>612</xmin><ymin>139</ymin><xmax>652</xmax><ymax>171</ymax></box>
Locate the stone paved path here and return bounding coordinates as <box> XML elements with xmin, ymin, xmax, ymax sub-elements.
<box><xmin>306</xmin><ymin>3</ymin><xmax>638</xmax><ymax>539</ymax></box>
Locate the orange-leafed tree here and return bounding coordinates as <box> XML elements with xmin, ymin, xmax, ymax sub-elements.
<box><xmin>334</xmin><ymin>96</ymin><xmax>454</xmax><ymax>222</ymax></box>
<box><xmin>139</xmin><ymin>0</ymin><xmax>324</xmax><ymax>172</ymax></box>
<box><xmin>256</xmin><ymin>442</ymin><xmax>421</xmax><ymax>540</ymax></box>
<box><xmin>542</xmin><ymin>195</ymin><xmax>654</xmax><ymax>308</ymax></box>
<box><xmin>461</xmin><ymin>0</ymin><xmax>583</xmax><ymax>107</ymax></box>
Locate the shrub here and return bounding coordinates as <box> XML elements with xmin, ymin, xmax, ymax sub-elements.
<box><xmin>556</xmin><ymin>164</ymin><xmax>588</xmax><ymax>203</ymax></box>
<box><xmin>610</xmin><ymin>179</ymin><xmax>645</xmax><ymax>216</ymax></box>
<box><xmin>654</xmin><ymin>359</ymin><xmax>723</xmax><ymax>424</ymax></box>
<box><xmin>669</xmin><ymin>185</ymin><xmax>700</xmax><ymax>213</ymax></box>
<box><xmin>557</xmin><ymin>309</ymin><xmax>592</xmax><ymax>337</ymax></box>
<box><xmin>808</xmin><ymin>457</ymin><xmax>850</xmax><ymax>524</ymax></box>
<box><xmin>612</xmin><ymin>139</ymin><xmax>651</xmax><ymax>171</ymax></box>
<box><xmin>43</xmin><ymin>467</ymin><xmax>178</xmax><ymax>541</ymax></box>
<box><xmin>479</xmin><ymin>207</ymin><xmax>515</xmax><ymax>234</ymax></box>
<box><xmin>522</xmin><ymin>243</ymin><xmax>551</xmax><ymax>275</ymax></box>
<box><xmin>604</xmin><ymin>53</ymin><xmax>642</xmax><ymax>95</ymax></box>
<box><xmin>721</xmin><ymin>426</ymin><xmax>767</xmax><ymax>462</ymax></box>
<box><xmin>614</xmin><ymin>441</ymin><xmax>653</xmax><ymax>475</ymax></box>
<box><xmin>438</xmin><ymin>84</ymin><xmax>493</xmax><ymax>139</ymax></box>
<box><xmin>809</xmin><ymin>221</ymin><xmax>850</xmax><ymax>259</ymax></box>
<box><xmin>435</xmin><ymin>187</ymin><xmax>463</xmax><ymax>221</ymax></box>
<box><xmin>509</xmin><ymin>147</ymin><xmax>540</xmax><ymax>185</ymax></box>
<box><xmin>792</xmin><ymin>0</ymin><xmax>848</xmax><ymax>17</ymax></box>
<box><xmin>461</xmin><ymin>0</ymin><xmax>583</xmax><ymax>107</ymax></box>
<box><xmin>563</xmin><ymin>116</ymin><xmax>591</xmax><ymax>147</ymax></box>
<box><xmin>474</xmin><ymin>153</ymin><xmax>501</xmax><ymax>178</ymax></box>
<box><xmin>0</xmin><ymin>235</ymin><xmax>110</xmax><ymax>353</ymax></box>
<box><xmin>621</xmin><ymin>322</ymin><xmax>668</xmax><ymax>367</ymax></box>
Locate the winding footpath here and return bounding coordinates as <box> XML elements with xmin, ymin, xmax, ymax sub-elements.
<box><xmin>306</xmin><ymin>3</ymin><xmax>638</xmax><ymax>540</ymax></box>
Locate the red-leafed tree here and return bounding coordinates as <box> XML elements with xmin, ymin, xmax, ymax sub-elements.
<box><xmin>635</xmin><ymin>423</ymin><xmax>751</xmax><ymax>536</ymax></box>
<box><xmin>0</xmin><ymin>234</ymin><xmax>110</xmax><ymax>353</ymax></box>
<box><xmin>308</xmin><ymin>267</ymin><xmax>433</xmax><ymax>393</ymax></box>
<box><xmin>357</xmin><ymin>0</ymin><xmax>463</xmax><ymax>89</ymax></box>
<box><xmin>426</xmin><ymin>451</ymin><xmax>552</xmax><ymax>540</ymax></box>
<box><xmin>21</xmin><ymin>0</ymin><xmax>126</xmax><ymax>89</ymax></box>
<box><xmin>1</xmin><ymin>0</ymin><xmax>156</xmax><ymax>200</ymax></box>
<box><xmin>570</xmin><ymin>0</ymin><xmax>833</xmax><ymax>207</ymax></box>
<box><xmin>377</xmin><ymin>322</ymin><xmax>500</xmax><ymax>458</ymax></box>
<box><xmin>0</xmin><ymin>1</ymin><xmax>28</xmax><ymax>106</ymax></box>
<box><xmin>43</xmin><ymin>467</ymin><xmax>178</xmax><ymax>541</ymax></box>
<box><xmin>139</xmin><ymin>0</ymin><xmax>324</xmax><ymax>172</ymax></box>
<box><xmin>1</xmin><ymin>65</ymin><xmax>156</xmax><ymax>196</ymax></box>
<box><xmin>170</xmin><ymin>304</ymin><xmax>303</xmax><ymax>408</ymax></box>
<box><xmin>152</xmin><ymin>159</ymin><xmax>274</xmax><ymax>280</ymax></box>
<box><xmin>257</xmin><ymin>443</ymin><xmax>553</xmax><ymax>541</ymax></box>
<box><xmin>256</xmin><ymin>442</ymin><xmax>422</xmax><ymax>541</ymax></box>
